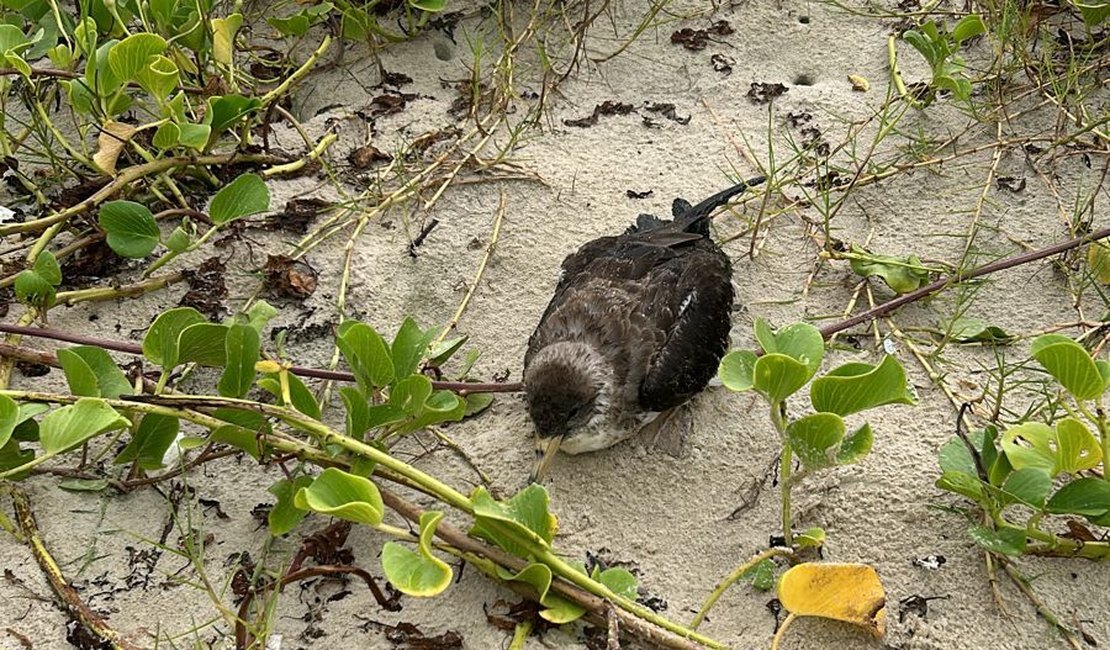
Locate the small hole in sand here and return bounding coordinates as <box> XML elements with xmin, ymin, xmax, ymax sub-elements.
<box><xmin>793</xmin><ymin>74</ymin><xmax>815</xmax><ymax>86</ymax></box>
<box><xmin>798</xmin><ymin>15</ymin><xmax>811</xmax><ymax>23</ymax></box>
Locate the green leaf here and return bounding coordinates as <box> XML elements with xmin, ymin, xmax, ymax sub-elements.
<box><xmin>114</xmin><ymin>413</ymin><xmax>179</xmax><ymax>470</ymax></box>
<box><xmin>59</xmin><ymin>478</ymin><xmax>111</xmax><ymax>492</ymax></box>
<box><xmin>204</xmin><ymin>94</ymin><xmax>261</xmax><ymax>140</ymax></box>
<box><xmin>848</xmin><ymin>245</ymin><xmax>932</xmax><ymax>294</ymax></box>
<box><xmin>177</xmin><ymin>323</ymin><xmax>228</xmax><ymax>367</ymax></box>
<box><xmin>936</xmin><ymin>469</ymin><xmax>985</xmax><ymax>501</ymax></box>
<box><xmin>592</xmin><ymin>566</ymin><xmax>638</xmax><ymax>599</ymax></box>
<box><xmin>902</xmin><ymin>29</ymin><xmax>936</xmax><ymax>66</ymax></box>
<box><xmin>938</xmin><ymin>437</ymin><xmax>977</xmax><ymax>475</ymax></box>
<box><xmin>209</xmin><ymin>173</ymin><xmax>269</xmax><ymax>225</ymax></box>
<box><xmin>57</xmin><ymin>346</ymin><xmax>131</xmax><ymax>399</ymax></box>
<box><xmin>1030</xmin><ymin>334</ymin><xmax>1104</xmax><ymax>401</ymax></box>
<box><xmin>951</xmin><ymin>14</ymin><xmax>985</xmax><ymax>42</ymax></box>
<box><xmin>0</xmin><ymin>24</ymin><xmax>30</xmax><ymax>54</ymax></box>
<box><xmin>340</xmin><ymin>386</ymin><xmax>372</xmax><ymax>439</ymax></box>
<box><xmin>968</xmin><ymin>525</ymin><xmax>1026</xmax><ymax>556</ymax></box>
<box><xmin>39</xmin><ymin>398</ymin><xmax>130</xmax><ymax>455</ymax></box>
<box><xmin>257</xmin><ymin>372</ymin><xmax>321</xmax><ymax>420</ymax></box>
<box><xmin>392</xmin><ymin>317</ymin><xmax>435</xmax><ymax>379</ymax></box>
<box><xmin>210</xmin><ymin>424</ymin><xmax>263</xmax><ymax>460</ymax></box>
<box><xmin>409</xmin><ymin>0</ymin><xmax>446</xmax><ymax>10</ymax></box>
<box><xmin>0</xmin><ymin>394</ymin><xmax>19</xmax><ymax>448</ymax></box>
<box><xmin>836</xmin><ymin>423</ymin><xmax>873</xmax><ymax>464</ymax></box>
<box><xmin>949</xmin><ymin>317</ymin><xmax>1014</xmax><ymax>344</ymax></box>
<box><xmin>810</xmin><ymin>355</ymin><xmax>916</xmax><ymax>416</ymax></box>
<box><xmin>294</xmin><ymin>468</ymin><xmax>384</xmax><ymax>525</ymax></box>
<box><xmin>86</xmin><ymin>39</ymin><xmax>124</xmax><ymax>97</ymax></box>
<box><xmin>499</xmin><ymin>562</ymin><xmax>586</xmax><ymax>623</ymax></box>
<box><xmin>469</xmin><ymin>484</ymin><xmax>556</xmax><ymax>558</ymax></box>
<box><xmin>719</xmin><ymin>350</ymin><xmax>756</xmax><ymax>391</ymax></box>
<box><xmin>366</xmin><ymin>403</ymin><xmax>408</xmax><ymax>430</ymax></box>
<box><xmin>336</xmin><ymin>321</ymin><xmax>395</xmax><ymax>391</ymax></box>
<box><xmin>177</xmin><ymin>122</ymin><xmax>211</xmax><ymax>150</ymax></box>
<box><xmin>241</xmin><ymin>300</ymin><xmax>278</xmax><ymax>334</ymax></box>
<box><xmin>163</xmin><ymin>227</ymin><xmax>189</xmax><ymax>255</ymax></box>
<box><xmin>464</xmin><ymin>392</ymin><xmax>494</xmax><ymax>418</ymax></box>
<box><xmin>744</xmin><ymin>558</ymin><xmax>776</xmax><ymax>591</ymax></box>
<box><xmin>218</xmin><ymin>324</ymin><xmax>259</xmax><ymax>397</ymax></box>
<box><xmin>267</xmin><ymin>475</ymin><xmax>313</xmax><ymax>536</ymax></box>
<box><xmin>390</xmin><ymin>375</ymin><xmax>433</xmax><ymax>415</ymax></box>
<box><xmin>15</xmin><ymin>250</ymin><xmax>61</xmax><ymax>311</ymax></box>
<box><xmin>210</xmin><ymin>13</ymin><xmax>242</xmax><ymax>66</ymax></box>
<box><xmin>427</xmin><ymin>335</ymin><xmax>467</xmax><ymax>368</ymax></box>
<box><xmin>753</xmin><ymin>319</ymin><xmax>824</xmax><ymax>378</ymax></box>
<box><xmin>1046</xmin><ymin>478</ymin><xmax>1110</xmax><ymax>519</ymax></box>
<box><xmin>1092</xmin><ymin>241</ymin><xmax>1110</xmax><ymax>281</ymax></box>
<box><xmin>98</xmin><ymin>201</ymin><xmax>160</xmax><ymax>259</ymax></box>
<box><xmin>153</xmin><ymin>120</ymin><xmax>180</xmax><ymax>147</ymax></box>
<box><xmin>1001</xmin><ymin>418</ymin><xmax>1102</xmax><ymax>476</ymax></box>
<box><xmin>394</xmin><ymin>390</ymin><xmax>466</xmax><ymax>434</ymax></box>
<box><xmin>14</xmin><ymin>268</ymin><xmax>56</xmax><ymax>310</ymax></box>
<box><xmin>142</xmin><ymin>307</ymin><xmax>207</xmax><ymax>368</ymax></box>
<box><xmin>107</xmin><ymin>32</ymin><xmax>166</xmax><ymax>82</ymax></box>
<box><xmin>382</xmin><ymin>511</ymin><xmax>453</xmax><ymax>597</ymax></box>
<box><xmin>1072</xmin><ymin>0</ymin><xmax>1110</xmax><ymax>26</ymax></box>
<box><xmin>795</xmin><ymin>527</ymin><xmax>826</xmax><ymax>549</ymax></box>
<box><xmin>1000</xmin><ymin>468</ymin><xmax>1051</xmax><ymax>508</ymax></box>
<box><xmin>753</xmin><ymin>353</ymin><xmax>811</xmax><ymax>401</ymax></box>
<box><xmin>135</xmin><ymin>54</ymin><xmax>179</xmax><ymax>99</ymax></box>
<box><xmin>787</xmin><ymin>413</ymin><xmax>845</xmax><ymax>470</ymax></box>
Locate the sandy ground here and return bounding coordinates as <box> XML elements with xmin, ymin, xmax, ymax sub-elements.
<box><xmin>2</xmin><ymin>0</ymin><xmax>1108</xmax><ymax>649</ymax></box>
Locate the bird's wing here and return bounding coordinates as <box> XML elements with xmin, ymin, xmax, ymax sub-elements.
<box><xmin>636</xmin><ymin>241</ymin><xmax>734</xmax><ymax>411</ymax></box>
<box><xmin>524</xmin><ymin>234</ymin><xmax>685</xmax><ymax>370</ymax></box>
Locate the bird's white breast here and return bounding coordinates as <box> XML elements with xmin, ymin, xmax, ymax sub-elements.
<box><xmin>560</xmin><ymin>410</ymin><xmax>661</xmax><ymax>454</ymax></box>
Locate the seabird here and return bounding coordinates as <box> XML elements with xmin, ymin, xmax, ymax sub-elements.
<box><xmin>524</xmin><ymin>175</ymin><xmax>765</xmax><ymax>481</ymax></box>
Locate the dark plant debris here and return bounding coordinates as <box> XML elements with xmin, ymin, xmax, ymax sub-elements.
<box><xmin>626</xmin><ymin>189</ymin><xmax>654</xmax><ymax>199</ymax></box>
<box><xmin>349</xmin><ymin>144</ymin><xmax>394</xmax><ymax>169</ymax></box>
<box><xmin>912</xmin><ymin>554</ymin><xmax>947</xmax><ymax>570</ymax></box>
<box><xmin>263</xmin><ymin>254</ymin><xmax>319</xmax><ymax>300</ymax></box>
<box><xmin>266</xmin><ymin>198</ymin><xmax>332</xmax><ymax>234</ymax></box>
<box><xmin>670</xmin><ymin>20</ymin><xmax>734</xmax><ymax>51</ymax></box>
<box><xmin>995</xmin><ymin>176</ymin><xmax>1027</xmax><ymax>192</ymax></box>
<box><xmin>748</xmin><ymin>82</ymin><xmax>788</xmax><ymax>104</ymax></box>
<box><xmin>899</xmin><ymin>594</ymin><xmax>950</xmax><ymax>623</ymax></box>
<box><xmin>644</xmin><ymin>102</ymin><xmax>691</xmax><ymax>125</ymax></box>
<box><xmin>409</xmin><ymin>219</ymin><xmax>440</xmax><ymax>258</ymax></box>
<box><xmin>180</xmin><ymin>256</ymin><xmax>229</xmax><ymax>320</ymax></box>
<box><xmin>711</xmin><ymin>53</ymin><xmax>735</xmax><ymax>75</ymax></box>
<box><xmin>357</xmin><ymin>619</ymin><xmax>464</xmax><ymax>649</ymax></box>
<box><xmin>564</xmin><ymin>101</ymin><xmax>636</xmax><ymax>128</ymax></box>
<box><xmin>61</xmin><ymin>240</ymin><xmax>128</xmax><ymax>285</ymax></box>
<box><xmin>16</xmin><ymin>361</ymin><xmax>50</xmax><ymax>377</ymax></box>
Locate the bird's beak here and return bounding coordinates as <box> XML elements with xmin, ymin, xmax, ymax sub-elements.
<box><xmin>529</xmin><ymin>435</ymin><xmax>564</xmax><ymax>484</ymax></box>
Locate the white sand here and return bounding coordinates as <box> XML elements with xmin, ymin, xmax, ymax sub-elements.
<box><xmin>2</xmin><ymin>0</ymin><xmax>1108</xmax><ymax>648</ymax></box>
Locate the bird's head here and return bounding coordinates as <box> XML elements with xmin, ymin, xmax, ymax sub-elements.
<box><xmin>523</xmin><ymin>342</ymin><xmax>609</xmax><ymax>482</ymax></box>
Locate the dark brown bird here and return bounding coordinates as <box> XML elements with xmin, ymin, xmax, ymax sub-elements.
<box><xmin>524</xmin><ymin>176</ymin><xmax>765</xmax><ymax>481</ymax></box>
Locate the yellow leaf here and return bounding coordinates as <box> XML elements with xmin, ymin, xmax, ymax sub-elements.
<box><xmin>93</xmin><ymin>121</ymin><xmax>138</xmax><ymax>176</ymax></box>
<box><xmin>848</xmin><ymin>74</ymin><xmax>869</xmax><ymax>92</ymax></box>
<box><xmin>1087</xmin><ymin>241</ymin><xmax>1110</xmax><ymax>285</ymax></box>
<box><xmin>777</xmin><ymin>562</ymin><xmax>886</xmax><ymax>637</ymax></box>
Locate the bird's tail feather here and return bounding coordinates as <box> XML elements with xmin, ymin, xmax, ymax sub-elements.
<box><xmin>677</xmin><ymin>175</ymin><xmax>766</xmax><ymax>233</ymax></box>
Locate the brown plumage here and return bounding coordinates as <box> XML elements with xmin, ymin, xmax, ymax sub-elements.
<box><xmin>524</xmin><ymin>176</ymin><xmax>765</xmax><ymax>481</ymax></box>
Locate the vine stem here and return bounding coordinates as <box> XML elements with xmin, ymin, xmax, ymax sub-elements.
<box><xmin>819</xmin><ymin>226</ymin><xmax>1110</xmax><ymax>339</ymax></box>
<box><xmin>769</xmin><ymin>612</ymin><xmax>799</xmax><ymax>650</ymax></box>
<box><xmin>771</xmin><ymin>400</ymin><xmax>792</xmax><ymax>547</ymax></box>
<box><xmin>689</xmin><ymin>546</ymin><xmax>795</xmax><ymax>629</ymax></box>
<box><xmin>0</xmin><ymin>152</ymin><xmax>290</xmax><ymax>237</ymax></box>
<box><xmin>0</xmin><ymin>389</ymin><xmax>724</xmax><ymax>650</ymax></box>
<box><xmin>0</xmin><ymin>324</ymin><xmax>523</xmax><ymax>393</ymax></box>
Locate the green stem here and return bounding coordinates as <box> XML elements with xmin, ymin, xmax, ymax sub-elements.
<box><xmin>536</xmin><ymin>549</ymin><xmax>725</xmax><ymax>649</ymax></box>
<box><xmin>508</xmin><ymin>619</ymin><xmax>533</xmax><ymax>650</ymax></box>
<box><xmin>770</xmin><ymin>400</ymin><xmax>792</xmax><ymax>546</ymax></box>
<box><xmin>689</xmin><ymin>547</ymin><xmax>795</xmax><ymax>629</ymax></box>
